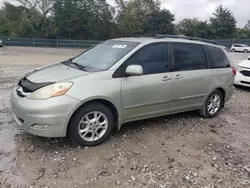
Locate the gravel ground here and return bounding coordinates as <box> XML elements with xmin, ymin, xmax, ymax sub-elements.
<box><xmin>1</xmin><ymin>46</ymin><xmax>250</xmax><ymax>188</ymax></box>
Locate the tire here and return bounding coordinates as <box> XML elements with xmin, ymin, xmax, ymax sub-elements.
<box><xmin>69</xmin><ymin>103</ymin><xmax>114</xmax><ymax>147</ymax></box>
<box><xmin>199</xmin><ymin>90</ymin><xmax>223</xmax><ymax>118</ymax></box>
<box><xmin>244</xmin><ymin>49</ymin><xmax>248</xmax><ymax>53</ymax></box>
<box><xmin>232</xmin><ymin>49</ymin><xmax>235</xmax><ymax>52</ymax></box>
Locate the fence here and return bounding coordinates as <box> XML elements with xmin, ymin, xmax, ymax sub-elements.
<box><xmin>0</xmin><ymin>37</ymin><xmax>250</xmax><ymax>49</ymax></box>
<box><xmin>0</xmin><ymin>37</ymin><xmax>101</xmax><ymax>48</ymax></box>
<box><xmin>216</xmin><ymin>39</ymin><xmax>250</xmax><ymax>48</ymax></box>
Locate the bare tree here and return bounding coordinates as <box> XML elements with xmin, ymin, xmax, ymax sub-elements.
<box><xmin>17</xmin><ymin>0</ymin><xmax>54</xmax><ymax>15</ymax></box>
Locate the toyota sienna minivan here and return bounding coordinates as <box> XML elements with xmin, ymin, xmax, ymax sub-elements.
<box><xmin>11</xmin><ymin>35</ymin><xmax>235</xmax><ymax>146</ymax></box>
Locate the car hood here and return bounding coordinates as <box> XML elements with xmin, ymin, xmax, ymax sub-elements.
<box><xmin>26</xmin><ymin>63</ymin><xmax>90</xmax><ymax>83</ymax></box>
<box><xmin>238</xmin><ymin>58</ymin><xmax>250</xmax><ymax>69</ymax></box>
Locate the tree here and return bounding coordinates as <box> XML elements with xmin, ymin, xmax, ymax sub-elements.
<box><xmin>176</xmin><ymin>18</ymin><xmax>210</xmax><ymax>38</ymax></box>
<box><xmin>143</xmin><ymin>9</ymin><xmax>175</xmax><ymax>34</ymax></box>
<box><xmin>17</xmin><ymin>0</ymin><xmax>54</xmax><ymax>16</ymax></box>
<box><xmin>0</xmin><ymin>2</ymin><xmax>45</xmax><ymax>37</ymax></box>
<box><xmin>234</xmin><ymin>28</ymin><xmax>250</xmax><ymax>39</ymax></box>
<box><xmin>53</xmin><ymin>0</ymin><xmax>114</xmax><ymax>39</ymax></box>
<box><xmin>115</xmin><ymin>0</ymin><xmax>160</xmax><ymax>36</ymax></box>
<box><xmin>210</xmin><ymin>5</ymin><xmax>237</xmax><ymax>39</ymax></box>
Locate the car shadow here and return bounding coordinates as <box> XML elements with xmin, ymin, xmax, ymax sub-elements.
<box><xmin>19</xmin><ymin>110</ymin><xmax>201</xmax><ymax>149</ymax></box>
<box><xmin>234</xmin><ymin>85</ymin><xmax>250</xmax><ymax>92</ymax></box>
<box><xmin>117</xmin><ymin>110</ymin><xmax>200</xmax><ymax>134</ymax></box>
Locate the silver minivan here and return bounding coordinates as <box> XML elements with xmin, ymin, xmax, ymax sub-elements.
<box><xmin>11</xmin><ymin>36</ymin><xmax>235</xmax><ymax>146</ymax></box>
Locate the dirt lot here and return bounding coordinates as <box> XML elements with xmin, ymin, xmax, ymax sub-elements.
<box><xmin>1</xmin><ymin>46</ymin><xmax>250</xmax><ymax>188</ymax></box>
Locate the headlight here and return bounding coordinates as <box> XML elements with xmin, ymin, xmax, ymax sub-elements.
<box><xmin>27</xmin><ymin>82</ymin><xmax>73</xmax><ymax>100</ymax></box>
<box><xmin>236</xmin><ymin>65</ymin><xmax>243</xmax><ymax>72</ymax></box>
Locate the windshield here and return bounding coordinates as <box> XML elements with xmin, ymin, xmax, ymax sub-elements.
<box><xmin>243</xmin><ymin>44</ymin><xmax>249</xmax><ymax>47</ymax></box>
<box><xmin>72</xmin><ymin>40</ymin><xmax>139</xmax><ymax>70</ymax></box>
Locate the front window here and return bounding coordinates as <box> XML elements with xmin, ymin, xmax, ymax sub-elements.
<box><xmin>243</xmin><ymin>44</ymin><xmax>250</xmax><ymax>47</ymax></box>
<box><xmin>72</xmin><ymin>40</ymin><xmax>139</xmax><ymax>71</ymax></box>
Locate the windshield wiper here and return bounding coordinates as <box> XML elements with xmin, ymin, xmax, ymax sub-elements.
<box><xmin>62</xmin><ymin>58</ymin><xmax>86</xmax><ymax>71</ymax></box>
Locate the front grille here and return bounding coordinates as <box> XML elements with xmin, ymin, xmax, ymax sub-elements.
<box><xmin>241</xmin><ymin>81</ymin><xmax>250</xmax><ymax>85</ymax></box>
<box><xmin>240</xmin><ymin>70</ymin><xmax>250</xmax><ymax>77</ymax></box>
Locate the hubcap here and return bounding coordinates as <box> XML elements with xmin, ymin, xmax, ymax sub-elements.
<box><xmin>207</xmin><ymin>94</ymin><xmax>221</xmax><ymax>115</ymax></box>
<box><xmin>78</xmin><ymin>111</ymin><xmax>108</xmax><ymax>142</ymax></box>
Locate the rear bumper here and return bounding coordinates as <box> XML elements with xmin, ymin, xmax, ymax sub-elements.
<box><xmin>11</xmin><ymin>89</ymin><xmax>80</xmax><ymax>137</ymax></box>
<box><xmin>234</xmin><ymin>72</ymin><xmax>250</xmax><ymax>87</ymax></box>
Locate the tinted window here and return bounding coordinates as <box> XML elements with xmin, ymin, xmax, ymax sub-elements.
<box><xmin>205</xmin><ymin>45</ymin><xmax>230</xmax><ymax>68</ymax></box>
<box><xmin>172</xmin><ymin>43</ymin><xmax>207</xmax><ymax>71</ymax></box>
<box><xmin>126</xmin><ymin>43</ymin><xmax>168</xmax><ymax>75</ymax></box>
<box><xmin>234</xmin><ymin>45</ymin><xmax>242</xmax><ymax>47</ymax></box>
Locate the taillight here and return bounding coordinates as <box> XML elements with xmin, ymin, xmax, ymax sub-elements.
<box><xmin>232</xmin><ymin>67</ymin><xmax>236</xmax><ymax>76</ymax></box>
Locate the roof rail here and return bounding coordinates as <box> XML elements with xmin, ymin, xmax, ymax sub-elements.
<box><xmin>154</xmin><ymin>34</ymin><xmax>218</xmax><ymax>45</ymax></box>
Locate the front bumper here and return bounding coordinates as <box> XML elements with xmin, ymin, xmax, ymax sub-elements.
<box><xmin>11</xmin><ymin>89</ymin><xmax>80</xmax><ymax>137</ymax></box>
<box><xmin>234</xmin><ymin>71</ymin><xmax>250</xmax><ymax>87</ymax></box>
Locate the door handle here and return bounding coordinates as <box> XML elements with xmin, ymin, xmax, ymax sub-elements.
<box><xmin>162</xmin><ymin>76</ymin><xmax>172</xmax><ymax>81</ymax></box>
<box><xmin>173</xmin><ymin>74</ymin><xmax>182</xmax><ymax>80</ymax></box>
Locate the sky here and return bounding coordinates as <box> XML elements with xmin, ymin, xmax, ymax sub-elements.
<box><xmin>107</xmin><ymin>0</ymin><xmax>250</xmax><ymax>28</ymax></box>
<box><xmin>0</xmin><ymin>0</ymin><xmax>249</xmax><ymax>28</ymax></box>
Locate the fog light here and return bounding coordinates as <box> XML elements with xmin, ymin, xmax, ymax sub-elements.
<box><xmin>32</xmin><ymin>124</ymin><xmax>50</xmax><ymax>130</ymax></box>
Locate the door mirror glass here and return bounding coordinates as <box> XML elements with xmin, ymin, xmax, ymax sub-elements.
<box><xmin>125</xmin><ymin>65</ymin><xmax>143</xmax><ymax>76</ymax></box>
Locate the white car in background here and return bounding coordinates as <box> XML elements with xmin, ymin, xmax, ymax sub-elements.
<box><xmin>230</xmin><ymin>44</ymin><xmax>250</xmax><ymax>53</ymax></box>
<box><xmin>0</xmin><ymin>39</ymin><xmax>3</xmax><ymax>47</ymax></box>
<box><xmin>234</xmin><ymin>55</ymin><xmax>250</xmax><ymax>87</ymax></box>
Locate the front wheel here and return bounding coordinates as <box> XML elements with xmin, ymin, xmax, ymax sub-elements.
<box><xmin>68</xmin><ymin>103</ymin><xmax>114</xmax><ymax>147</ymax></box>
<box><xmin>199</xmin><ymin>90</ymin><xmax>223</xmax><ymax>118</ymax></box>
<box><xmin>244</xmin><ymin>49</ymin><xmax>248</xmax><ymax>53</ymax></box>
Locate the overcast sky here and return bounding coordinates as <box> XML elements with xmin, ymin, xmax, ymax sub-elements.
<box><xmin>0</xmin><ymin>0</ymin><xmax>249</xmax><ymax>27</ymax></box>
<box><xmin>108</xmin><ymin>0</ymin><xmax>250</xmax><ymax>28</ymax></box>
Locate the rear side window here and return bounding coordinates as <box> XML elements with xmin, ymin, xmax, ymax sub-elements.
<box><xmin>172</xmin><ymin>43</ymin><xmax>207</xmax><ymax>71</ymax></box>
<box><xmin>205</xmin><ymin>45</ymin><xmax>230</xmax><ymax>68</ymax></box>
<box><xmin>126</xmin><ymin>43</ymin><xmax>168</xmax><ymax>75</ymax></box>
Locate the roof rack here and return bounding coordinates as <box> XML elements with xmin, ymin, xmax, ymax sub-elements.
<box><xmin>123</xmin><ymin>34</ymin><xmax>219</xmax><ymax>45</ymax></box>
<box><xmin>154</xmin><ymin>34</ymin><xmax>218</xmax><ymax>45</ymax></box>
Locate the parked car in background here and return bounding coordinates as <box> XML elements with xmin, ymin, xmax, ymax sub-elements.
<box><xmin>0</xmin><ymin>39</ymin><xmax>3</xmax><ymax>47</ymax></box>
<box><xmin>230</xmin><ymin>44</ymin><xmax>250</xmax><ymax>53</ymax></box>
<box><xmin>11</xmin><ymin>35</ymin><xmax>236</xmax><ymax>146</ymax></box>
<box><xmin>234</xmin><ymin>55</ymin><xmax>250</xmax><ymax>87</ymax></box>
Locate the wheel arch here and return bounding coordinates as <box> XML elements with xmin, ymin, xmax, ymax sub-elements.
<box><xmin>66</xmin><ymin>98</ymin><xmax>120</xmax><ymax>136</ymax></box>
<box><xmin>215</xmin><ymin>87</ymin><xmax>225</xmax><ymax>107</ymax></box>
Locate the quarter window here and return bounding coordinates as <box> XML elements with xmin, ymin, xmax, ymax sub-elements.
<box><xmin>172</xmin><ymin>43</ymin><xmax>207</xmax><ymax>71</ymax></box>
<box><xmin>126</xmin><ymin>43</ymin><xmax>168</xmax><ymax>75</ymax></box>
<box><xmin>205</xmin><ymin>45</ymin><xmax>230</xmax><ymax>68</ymax></box>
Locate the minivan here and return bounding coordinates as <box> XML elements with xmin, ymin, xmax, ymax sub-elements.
<box><xmin>11</xmin><ymin>36</ymin><xmax>235</xmax><ymax>146</ymax></box>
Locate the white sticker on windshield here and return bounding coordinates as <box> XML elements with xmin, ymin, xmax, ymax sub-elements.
<box><xmin>112</xmin><ymin>45</ymin><xmax>127</xmax><ymax>49</ymax></box>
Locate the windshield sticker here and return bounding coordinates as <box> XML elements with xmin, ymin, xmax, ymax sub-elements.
<box><xmin>112</xmin><ymin>45</ymin><xmax>127</xmax><ymax>49</ymax></box>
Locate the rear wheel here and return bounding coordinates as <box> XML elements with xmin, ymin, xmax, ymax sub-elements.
<box><xmin>199</xmin><ymin>90</ymin><xmax>223</xmax><ymax>118</ymax></box>
<box><xmin>232</xmin><ymin>49</ymin><xmax>235</xmax><ymax>52</ymax></box>
<box><xmin>69</xmin><ymin>103</ymin><xmax>114</xmax><ymax>147</ymax></box>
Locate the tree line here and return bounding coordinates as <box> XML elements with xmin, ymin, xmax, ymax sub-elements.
<box><xmin>0</xmin><ymin>0</ymin><xmax>249</xmax><ymax>40</ymax></box>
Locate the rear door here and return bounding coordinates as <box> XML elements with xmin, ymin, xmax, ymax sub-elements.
<box><xmin>169</xmin><ymin>42</ymin><xmax>213</xmax><ymax>113</ymax></box>
<box><xmin>204</xmin><ymin>45</ymin><xmax>234</xmax><ymax>101</ymax></box>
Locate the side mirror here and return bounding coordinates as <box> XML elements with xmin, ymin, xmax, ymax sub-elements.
<box><xmin>125</xmin><ymin>65</ymin><xmax>143</xmax><ymax>76</ymax></box>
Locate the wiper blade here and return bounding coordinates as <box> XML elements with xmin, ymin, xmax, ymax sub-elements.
<box><xmin>62</xmin><ymin>58</ymin><xmax>85</xmax><ymax>71</ymax></box>
<box><xmin>70</xmin><ymin>62</ymin><xmax>86</xmax><ymax>71</ymax></box>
